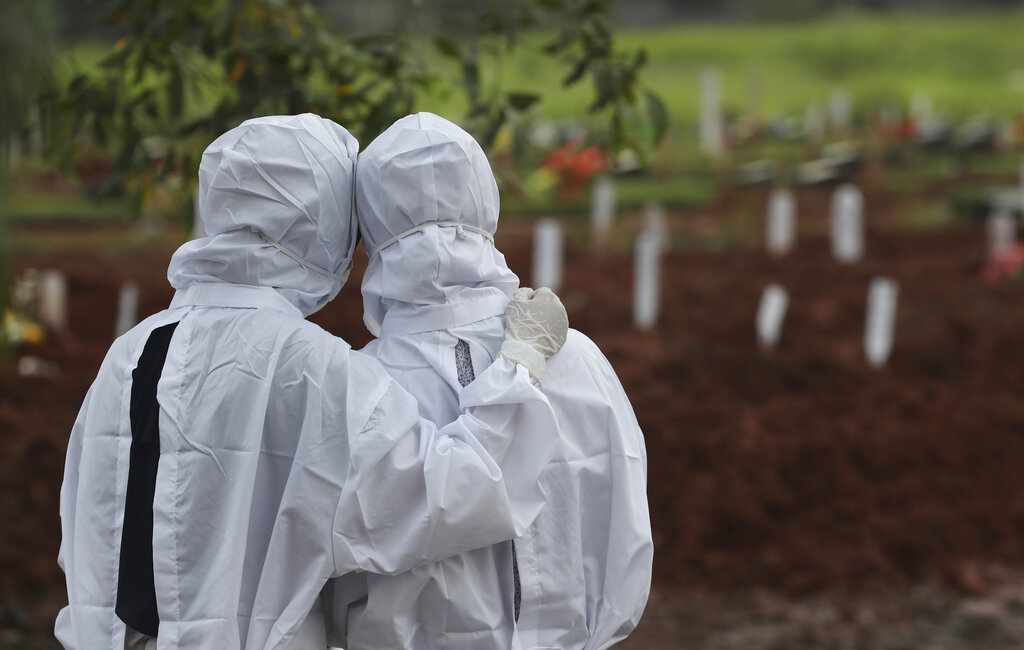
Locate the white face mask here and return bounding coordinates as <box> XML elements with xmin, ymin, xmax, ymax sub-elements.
<box><xmin>252</xmin><ymin>227</ymin><xmax>351</xmax><ymax>283</ymax></box>
<box><xmin>361</xmin><ymin>221</ymin><xmax>495</xmax><ymax>338</ymax></box>
<box><xmin>367</xmin><ymin>221</ymin><xmax>495</xmax><ymax>259</ymax></box>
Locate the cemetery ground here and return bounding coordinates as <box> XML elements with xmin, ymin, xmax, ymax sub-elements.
<box><xmin>4</xmin><ymin>175</ymin><xmax>1024</xmax><ymax>648</ymax></box>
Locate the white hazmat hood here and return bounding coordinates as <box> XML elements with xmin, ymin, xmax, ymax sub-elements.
<box><xmin>168</xmin><ymin>113</ymin><xmax>359</xmax><ymax>317</ymax></box>
<box><xmin>356</xmin><ymin>112</ymin><xmax>519</xmax><ymax>336</ymax></box>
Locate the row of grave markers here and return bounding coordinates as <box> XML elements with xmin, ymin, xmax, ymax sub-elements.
<box><xmin>756</xmin><ymin>279</ymin><xmax>900</xmax><ymax>367</ymax></box>
<box><xmin>23</xmin><ymin>159</ymin><xmax>1024</xmax><ymax>370</ymax></box>
<box><xmin>533</xmin><ymin>160</ymin><xmax>1024</xmax><ymax>366</ymax></box>
<box><xmin>697</xmin><ymin>66</ymin><xmax>1022</xmax><ymax>157</ymax></box>
<box><xmin>700</xmin><ymin>67</ymin><xmax>860</xmax><ymax>156</ymax></box>
<box><xmin>16</xmin><ymin>269</ymin><xmax>139</xmax><ymax>340</ymax></box>
<box><xmin>533</xmin><ymin>210</ymin><xmax>899</xmax><ymax>367</ymax></box>
<box><xmin>588</xmin><ymin>166</ymin><xmax>1022</xmax><ymax>267</ymax></box>
<box><xmin>766</xmin><ymin>184</ymin><xmax>865</xmax><ymax>262</ymax></box>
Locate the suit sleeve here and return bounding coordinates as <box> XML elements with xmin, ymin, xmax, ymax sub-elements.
<box><xmin>332</xmin><ymin>355</ymin><xmax>558</xmax><ymax>576</ymax></box>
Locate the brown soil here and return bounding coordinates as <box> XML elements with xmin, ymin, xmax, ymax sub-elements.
<box><xmin>4</xmin><ymin>187</ymin><xmax>1024</xmax><ymax>641</ymax></box>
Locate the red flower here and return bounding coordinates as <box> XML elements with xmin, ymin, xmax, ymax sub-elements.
<box><xmin>983</xmin><ymin>243</ymin><xmax>1024</xmax><ymax>283</ymax></box>
<box><xmin>541</xmin><ymin>139</ymin><xmax>609</xmax><ymax>197</ymax></box>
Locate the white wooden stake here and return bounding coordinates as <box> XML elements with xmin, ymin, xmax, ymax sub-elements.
<box><xmin>804</xmin><ymin>103</ymin><xmax>826</xmax><ymax>142</ymax></box>
<box><xmin>633</xmin><ymin>233</ymin><xmax>661</xmax><ymax>331</ymax></box>
<box><xmin>590</xmin><ymin>176</ymin><xmax>616</xmax><ymax>241</ymax></box>
<box><xmin>830</xmin><ymin>89</ymin><xmax>852</xmax><ymax>133</ymax></box>
<box><xmin>115</xmin><ymin>282</ymin><xmax>140</xmax><ymax>338</ymax></box>
<box><xmin>643</xmin><ymin>201</ymin><xmax>668</xmax><ymax>251</ymax></box>
<box><xmin>532</xmin><ymin>218</ymin><xmax>563</xmax><ymax>293</ymax></box>
<box><xmin>910</xmin><ymin>91</ymin><xmax>933</xmax><ymax>124</ymax></box>
<box><xmin>865</xmin><ymin>277</ymin><xmax>899</xmax><ymax>368</ymax></box>
<box><xmin>766</xmin><ymin>188</ymin><xmax>796</xmax><ymax>257</ymax></box>
<box><xmin>699</xmin><ymin>67</ymin><xmax>724</xmax><ymax>158</ymax></box>
<box><xmin>37</xmin><ymin>270</ymin><xmax>68</xmax><ymax>333</ymax></box>
<box><xmin>756</xmin><ymin>284</ymin><xmax>789</xmax><ymax>350</ymax></box>
<box><xmin>830</xmin><ymin>184</ymin><xmax>864</xmax><ymax>264</ymax></box>
<box><xmin>988</xmin><ymin>209</ymin><xmax>1016</xmax><ymax>259</ymax></box>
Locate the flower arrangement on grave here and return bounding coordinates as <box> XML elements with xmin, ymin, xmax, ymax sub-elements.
<box><xmin>530</xmin><ymin>139</ymin><xmax>609</xmax><ymax>199</ymax></box>
<box><xmin>983</xmin><ymin>243</ymin><xmax>1024</xmax><ymax>283</ymax></box>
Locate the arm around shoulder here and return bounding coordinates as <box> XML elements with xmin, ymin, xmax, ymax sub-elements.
<box><xmin>331</xmin><ymin>355</ymin><xmax>559</xmax><ymax>576</ymax></box>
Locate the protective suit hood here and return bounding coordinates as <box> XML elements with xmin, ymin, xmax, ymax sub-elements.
<box><xmin>167</xmin><ymin>113</ymin><xmax>359</xmax><ymax>317</ymax></box>
<box><xmin>356</xmin><ymin>112</ymin><xmax>519</xmax><ymax>336</ymax></box>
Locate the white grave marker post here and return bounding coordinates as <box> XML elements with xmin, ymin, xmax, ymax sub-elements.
<box><xmin>115</xmin><ymin>282</ymin><xmax>140</xmax><ymax>338</ymax></box>
<box><xmin>830</xmin><ymin>184</ymin><xmax>864</xmax><ymax>264</ymax></box>
<box><xmin>633</xmin><ymin>233</ymin><xmax>661</xmax><ymax>331</ymax></box>
<box><xmin>830</xmin><ymin>89</ymin><xmax>852</xmax><ymax>133</ymax></box>
<box><xmin>756</xmin><ymin>284</ymin><xmax>789</xmax><ymax>350</ymax></box>
<box><xmin>988</xmin><ymin>208</ymin><xmax>1016</xmax><ymax>259</ymax></box>
<box><xmin>590</xmin><ymin>176</ymin><xmax>616</xmax><ymax>244</ymax></box>
<box><xmin>910</xmin><ymin>91</ymin><xmax>933</xmax><ymax>124</ymax></box>
<box><xmin>37</xmin><ymin>270</ymin><xmax>68</xmax><ymax>333</ymax></box>
<box><xmin>865</xmin><ymin>277</ymin><xmax>899</xmax><ymax>368</ymax></box>
<box><xmin>643</xmin><ymin>201</ymin><xmax>668</xmax><ymax>251</ymax></box>
<box><xmin>804</xmin><ymin>103</ymin><xmax>826</xmax><ymax>143</ymax></box>
<box><xmin>699</xmin><ymin>67</ymin><xmax>724</xmax><ymax>158</ymax></box>
<box><xmin>532</xmin><ymin>219</ymin><xmax>564</xmax><ymax>293</ymax></box>
<box><xmin>766</xmin><ymin>188</ymin><xmax>796</xmax><ymax>257</ymax></box>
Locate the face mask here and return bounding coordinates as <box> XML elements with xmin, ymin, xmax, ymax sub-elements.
<box><xmin>361</xmin><ymin>221</ymin><xmax>494</xmax><ymax>337</ymax></box>
<box><xmin>251</xmin><ymin>226</ymin><xmax>351</xmax><ymax>283</ymax></box>
<box><xmin>367</xmin><ymin>221</ymin><xmax>494</xmax><ymax>259</ymax></box>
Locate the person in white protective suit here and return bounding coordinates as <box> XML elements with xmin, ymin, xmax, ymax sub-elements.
<box><xmin>325</xmin><ymin>112</ymin><xmax>653</xmax><ymax>649</ymax></box>
<box><xmin>56</xmin><ymin>113</ymin><xmax>571</xmax><ymax>650</ymax></box>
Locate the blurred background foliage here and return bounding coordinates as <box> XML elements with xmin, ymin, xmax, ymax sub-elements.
<box><xmin>41</xmin><ymin>0</ymin><xmax>662</xmax><ymax>223</ymax></box>
<box><xmin>1</xmin><ymin>0</ymin><xmax>56</xmax><ymax>349</ymax></box>
<box><xmin>3</xmin><ymin>0</ymin><xmax>1024</xmax><ymax>227</ymax></box>
<box><xmin>1</xmin><ymin>0</ymin><xmax>54</xmax><ymax>160</ymax></box>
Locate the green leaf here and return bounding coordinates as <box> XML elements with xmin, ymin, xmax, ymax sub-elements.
<box><xmin>433</xmin><ymin>37</ymin><xmax>459</xmax><ymax>59</ymax></box>
<box><xmin>562</xmin><ymin>59</ymin><xmax>587</xmax><ymax>87</ymax></box>
<box><xmin>461</xmin><ymin>58</ymin><xmax>480</xmax><ymax>101</ymax></box>
<box><xmin>588</xmin><ymin>68</ymin><xmax>613</xmax><ymax>112</ymax></box>
<box><xmin>168</xmin><ymin>65</ymin><xmax>184</xmax><ymax>117</ymax></box>
<box><xmin>100</xmin><ymin>46</ymin><xmax>133</xmax><ymax>70</ymax></box>
<box><xmin>543</xmin><ymin>28</ymin><xmax>575</xmax><ymax>54</ymax></box>
<box><xmin>633</xmin><ymin>48</ymin><xmax>647</xmax><ymax>71</ymax></box>
<box><xmin>645</xmin><ymin>89</ymin><xmax>668</xmax><ymax>146</ymax></box>
<box><xmin>505</xmin><ymin>91</ymin><xmax>540</xmax><ymax>111</ymax></box>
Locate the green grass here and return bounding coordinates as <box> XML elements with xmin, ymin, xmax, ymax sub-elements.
<box><xmin>4</xmin><ymin>192</ymin><xmax>132</xmax><ymax>225</ymax></box>
<box><xmin>501</xmin><ymin>172</ymin><xmax>717</xmax><ymax>217</ymax></box>
<box><xmin>414</xmin><ymin>10</ymin><xmax>1024</xmax><ymax>140</ymax></box>
<box><xmin>61</xmin><ymin>9</ymin><xmax>1024</xmax><ymax>140</ymax></box>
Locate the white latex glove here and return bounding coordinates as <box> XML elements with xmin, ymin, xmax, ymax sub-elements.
<box><xmin>499</xmin><ymin>287</ymin><xmax>569</xmax><ymax>385</ymax></box>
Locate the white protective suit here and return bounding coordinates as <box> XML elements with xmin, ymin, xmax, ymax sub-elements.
<box><xmin>327</xmin><ymin>113</ymin><xmax>653</xmax><ymax>649</ymax></box>
<box><xmin>56</xmin><ymin>114</ymin><xmax>565</xmax><ymax>650</ymax></box>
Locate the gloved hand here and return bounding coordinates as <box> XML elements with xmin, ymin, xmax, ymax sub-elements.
<box><xmin>499</xmin><ymin>287</ymin><xmax>569</xmax><ymax>385</ymax></box>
